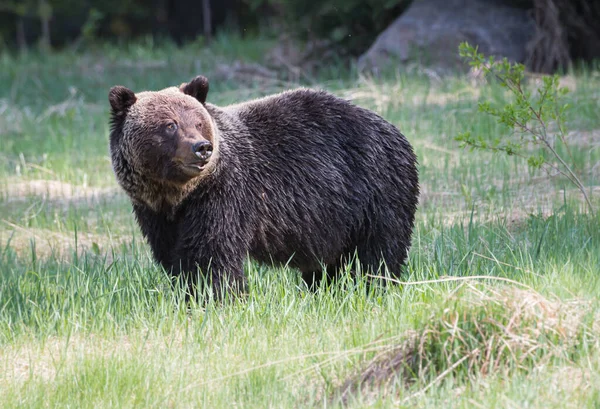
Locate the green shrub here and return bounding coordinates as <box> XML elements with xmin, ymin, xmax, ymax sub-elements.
<box><xmin>456</xmin><ymin>42</ymin><xmax>595</xmax><ymax>214</ymax></box>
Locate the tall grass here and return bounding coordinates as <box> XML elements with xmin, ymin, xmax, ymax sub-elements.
<box><xmin>0</xmin><ymin>36</ymin><xmax>599</xmax><ymax>408</ymax></box>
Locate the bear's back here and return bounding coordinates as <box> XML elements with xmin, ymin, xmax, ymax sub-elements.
<box><xmin>208</xmin><ymin>88</ymin><xmax>418</xmax><ymax>272</ymax></box>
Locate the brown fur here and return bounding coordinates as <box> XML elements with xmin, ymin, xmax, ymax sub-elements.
<box><xmin>111</xmin><ymin>87</ymin><xmax>219</xmax><ymax>212</ymax></box>
<box><xmin>109</xmin><ymin>76</ymin><xmax>419</xmax><ymax>296</ymax></box>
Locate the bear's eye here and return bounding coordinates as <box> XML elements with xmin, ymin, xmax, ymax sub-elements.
<box><xmin>196</xmin><ymin>122</ymin><xmax>202</xmax><ymax>129</ymax></box>
<box><xmin>166</xmin><ymin>123</ymin><xmax>178</xmax><ymax>132</ymax></box>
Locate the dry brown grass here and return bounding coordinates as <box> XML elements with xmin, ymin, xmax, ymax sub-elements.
<box><xmin>0</xmin><ymin>224</ymin><xmax>131</xmax><ymax>260</ymax></box>
<box><xmin>0</xmin><ymin>332</ymin><xmax>188</xmax><ymax>386</ymax></box>
<box><xmin>341</xmin><ymin>77</ymin><xmax>481</xmax><ymax>113</ymax></box>
<box><xmin>0</xmin><ymin>335</ymin><xmax>129</xmax><ymax>384</ymax></box>
<box><xmin>333</xmin><ymin>283</ymin><xmax>598</xmax><ymax>405</ymax></box>
<box><xmin>1</xmin><ymin>179</ymin><xmax>119</xmax><ymax>204</ymax></box>
<box><xmin>0</xmin><ymin>179</ymin><xmax>130</xmax><ymax>258</ymax></box>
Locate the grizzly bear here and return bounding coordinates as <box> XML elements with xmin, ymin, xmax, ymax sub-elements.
<box><xmin>108</xmin><ymin>75</ymin><xmax>419</xmax><ymax>296</ymax></box>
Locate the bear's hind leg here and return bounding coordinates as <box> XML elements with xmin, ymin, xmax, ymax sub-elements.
<box><xmin>354</xmin><ymin>239</ymin><xmax>408</xmax><ymax>284</ymax></box>
<box><xmin>300</xmin><ymin>270</ymin><xmax>322</xmax><ymax>290</ymax></box>
<box><xmin>300</xmin><ymin>264</ymin><xmax>340</xmax><ymax>290</ymax></box>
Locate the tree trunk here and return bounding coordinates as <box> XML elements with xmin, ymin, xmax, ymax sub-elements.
<box><xmin>38</xmin><ymin>0</ymin><xmax>52</xmax><ymax>51</ymax></box>
<box><xmin>528</xmin><ymin>0</ymin><xmax>600</xmax><ymax>72</ymax></box>
<box><xmin>202</xmin><ymin>0</ymin><xmax>212</xmax><ymax>42</ymax></box>
<box><xmin>16</xmin><ymin>18</ymin><xmax>27</xmax><ymax>53</ymax></box>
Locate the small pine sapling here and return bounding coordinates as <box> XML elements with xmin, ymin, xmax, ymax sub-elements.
<box><xmin>456</xmin><ymin>42</ymin><xmax>594</xmax><ymax>214</ymax></box>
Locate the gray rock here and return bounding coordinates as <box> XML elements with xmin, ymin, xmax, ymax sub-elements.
<box><xmin>358</xmin><ymin>0</ymin><xmax>536</xmax><ymax>73</ymax></box>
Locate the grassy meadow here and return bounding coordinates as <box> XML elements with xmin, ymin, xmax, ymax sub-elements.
<box><xmin>1</xmin><ymin>35</ymin><xmax>600</xmax><ymax>408</ymax></box>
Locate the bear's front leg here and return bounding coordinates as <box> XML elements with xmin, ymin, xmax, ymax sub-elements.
<box><xmin>173</xmin><ymin>229</ymin><xmax>249</xmax><ymax>299</ymax></box>
<box><xmin>132</xmin><ymin>203</ymin><xmax>179</xmax><ymax>270</ymax></box>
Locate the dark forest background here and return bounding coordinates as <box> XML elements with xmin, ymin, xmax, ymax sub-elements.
<box><xmin>1</xmin><ymin>0</ymin><xmax>599</xmax><ymax>72</ymax></box>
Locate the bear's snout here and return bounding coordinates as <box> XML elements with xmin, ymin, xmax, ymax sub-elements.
<box><xmin>193</xmin><ymin>141</ymin><xmax>213</xmax><ymax>162</ymax></box>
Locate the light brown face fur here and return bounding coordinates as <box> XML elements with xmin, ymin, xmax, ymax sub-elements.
<box><xmin>122</xmin><ymin>87</ymin><xmax>218</xmax><ymax>184</ymax></box>
<box><xmin>109</xmin><ymin>84</ymin><xmax>219</xmax><ymax>210</ymax></box>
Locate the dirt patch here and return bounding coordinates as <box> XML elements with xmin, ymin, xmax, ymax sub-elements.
<box><xmin>0</xmin><ymin>333</ymin><xmax>184</xmax><ymax>385</ymax></box>
<box><xmin>566</xmin><ymin>129</ymin><xmax>600</xmax><ymax>148</ymax></box>
<box><xmin>418</xmin><ymin>174</ymin><xmax>600</xmax><ymax>227</ymax></box>
<box><xmin>0</xmin><ymin>99</ymin><xmax>29</xmax><ymax>136</ymax></box>
<box><xmin>547</xmin><ymin>365</ymin><xmax>592</xmax><ymax>395</ymax></box>
<box><xmin>0</xmin><ymin>335</ymin><xmax>126</xmax><ymax>384</ymax></box>
<box><xmin>0</xmin><ymin>224</ymin><xmax>132</xmax><ymax>260</ymax></box>
<box><xmin>1</xmin><ymin>179</ymin><xmax>120</xmax><ymax>204</ymax></box>
<box><xmin>341</xmin><ymin>78</ymin><xmax>480</xmax><ymax>114</ymax></box>
<box><xmin>0</xmin><ymin>180</ymin><xmax>133</xmax><ymax>259</ymax></box>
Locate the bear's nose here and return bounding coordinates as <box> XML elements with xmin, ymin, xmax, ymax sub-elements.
<box><xmin>192</xmin><ymin>141</ymin><xmax>213</xmax><ymax>161</ymax></box>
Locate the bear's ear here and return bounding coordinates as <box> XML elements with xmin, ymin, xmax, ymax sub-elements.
<box><xmin>109</xmin><ymin>86</ymin><xmax>137</xmax><ymax>115</ymax></box>
<box><xmin>180</xmin><ymin>75</ymin><xmax>209</xmax><ymax>105</ymax></box>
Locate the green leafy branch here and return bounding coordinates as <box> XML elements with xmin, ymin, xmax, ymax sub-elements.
<box><xmin>456</xmin><ymin>42</ymin><xmax>594</xmax><ymax>214</ymax></box>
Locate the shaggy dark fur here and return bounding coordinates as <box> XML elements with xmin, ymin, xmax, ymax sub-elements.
<box><xmin>108</xmin><ymin>76</ymin><xmax>419</xmax><ymax>296</ymax></box>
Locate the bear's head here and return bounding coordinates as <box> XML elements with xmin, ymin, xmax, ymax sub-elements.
<box><xmin>108</xmin><ymin>76</ymin><xmax>218</xmax><ymax>208</ymax></box>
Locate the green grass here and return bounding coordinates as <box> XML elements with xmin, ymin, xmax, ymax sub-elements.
<box><xmin>1</xmin><ymin>36</ymin><xmax>599</xmax><ymax>408</ymax></box>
